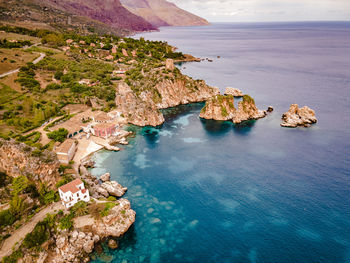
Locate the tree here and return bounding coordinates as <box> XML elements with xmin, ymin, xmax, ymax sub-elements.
<box><xmin>47</xmin><ymin>128</ymin><xmax>68</xmax><ymax>142</ymax></box>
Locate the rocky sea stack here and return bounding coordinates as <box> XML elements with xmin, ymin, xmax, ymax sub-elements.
<box><xmin>281</xmin><ymin>104</ymin><xmax>317</xmax><ymax>128</ymax></box>
<box><xmin>199</xmin><ymin>94</ymin><xmax>268</xmax><ymax>123</ymax></box>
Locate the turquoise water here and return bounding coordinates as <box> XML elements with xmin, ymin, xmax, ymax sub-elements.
<box><xmin>91</xmin><ymin>22</ymin><xmax>350</xmax><ymax>262</ymax></box>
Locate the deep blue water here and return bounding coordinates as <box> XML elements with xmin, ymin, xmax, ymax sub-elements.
<box><xmin>91</xmin><ymin>22</ymin><xmax>350</xmax><ymax>263</ymax></box>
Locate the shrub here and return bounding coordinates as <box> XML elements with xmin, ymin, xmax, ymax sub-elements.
<box><xmin>0</xmin><ymin>209</ymin><xmax>15</xmax><ymax>227</ymax></box>
<box><xmin>23</xmin><ymin>221</ymin><xmax>50</xmax><ymax>248</ymax></box>
<box><xmin>107</xmin><ymin>196</ymin><xmax>117</xmax><ymax>202</ymax></box>
<box><xmin>31</xmin><ymin>149</ymin><xmax>42</xmax><ymax>157</ymax></box>
<box><xmin>0</xmin><ymin>172</ymin><xmax>11</xmax><ymax>187</ymax></box>
<box><xmin>71</xmin><ymin>201</ymin><xmax>88</xmax><ymax>217</ymax></box>
<box><xmin>59</xmin><ymin>213</ymin><xmax>74</xmax><ymax>230</ymax></box>
<box><xmin>12</xmin><ymin>175</ymin><xmax>29</xmax><ymax>194</ymax></box>
<box><xmin>47</xmin><ymin>128</ymin><xmax>68</xmax><ymax>142</ymax></box>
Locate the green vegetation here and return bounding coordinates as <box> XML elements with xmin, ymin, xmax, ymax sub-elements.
<box><xmin>243</xmin><ymin>94</ymin><xmax>255</xmax><ymax>104</ymax></box>
<box><xmin>16</xmin><ymin>63</ymin><xmax>40</xmax><ymax>92</ymax></box>
<box><xmin>47</xmin><ymin>128</ymin><xmax>68</xmax><ymax>142</ymax></box>
<box><xmin>221</xmin><ymin>106</ymin><xmax>228</xmax><ymax>117</ymax></box>
<box><xmin>59</xmin><ymin>213</ymin><xmax>74</xmax><ymax>230</ymax></box>
<box><xmin>0</xmin><ymin>84</ymin><xmax>19</xmax><ymax>104</ymax></box>
<box><xmin>0</xmin><ymin>39</ymin><xmax>31</xmax><ymax>49</ymax></box>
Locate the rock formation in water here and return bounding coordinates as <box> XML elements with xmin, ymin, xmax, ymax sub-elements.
<box><xmin>224</xmin><ymin>87</ymin><xmax>243</xmax><ymax>97</ymax></box>
<box><xmin>0</xmin><ymin>138</ymin><xmax>61</xmax><ymax>189</ymax></box>
<box><xmin>200</xmin><ymin>94</ymin><xmax>268</xmax><ymax>123</ymax></box>
<box><xmin>281</xmin><ymin>104</ymin><xmax>317</xmax><ymax>127</ymax></box>
<box><xmin>199</xmin><ymin>94</ymin><xmax>236</xmax><ymax>121</ymax></box>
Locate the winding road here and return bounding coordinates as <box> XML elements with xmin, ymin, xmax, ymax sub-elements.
<box><xmin>0</xmin><ymin>52</ymin><xmax>45</xmax><ymax>78</ymax></box>
<box><xmin>0</xmin><ymin>202</ymin><xmax>63</xmax><ymax>260</ymax></box>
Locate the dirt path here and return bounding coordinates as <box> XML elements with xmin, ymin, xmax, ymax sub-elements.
<box><xmin>0</xmin><ymin>202</ymin><xmax>63</xmax><ymax>260</ymax></box>
<box><xmin>0</xmin><ymin>52</ymin><xmax>45</xmax><ymax>78</ymax></box>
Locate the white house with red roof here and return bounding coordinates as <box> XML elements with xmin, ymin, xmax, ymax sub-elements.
<box><xmin>58</xmin><ymin>178</ymin><xmax>90</xmax><ymax>209</ymax></box>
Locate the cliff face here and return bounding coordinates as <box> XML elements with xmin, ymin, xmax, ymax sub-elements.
<box><xmin>115</xmin><ymin>82</ymin><xmax>165</xmax><ymax>127</ymax></box>
<box><xmin>0</xmin><ymin>139</ymin><xmax>60</xmax><ymax>189</ymax></box>
<box><xmin>120</xmin><ymin>0</ymin><xmax>210</xmax><ymax>27</ymax></box>
<box><xmin>199</xmin><ymin>95</ymin><xmax>236</xmax><ymax>121</ymax></box>
<box><xmin>200</xmin><ymin>95</ymin><xmax>267</xmax><ymax>123</ymax></box>
<box><xmin>117</xmin><ymin>68</ymin><xmax>219</xmax><ymax>126</ymax></box>
<box><xmin>281</xmin><ymin>104</ymin><xmax>317</xmax><ymax>127</ymax></box>
<box><xmin>47</xmin><ymin>199</ymin><xmax>135</xmax><ymax>263</ymax></box>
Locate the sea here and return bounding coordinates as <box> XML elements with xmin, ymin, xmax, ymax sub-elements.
<box><xmin>91</xmin><ymin>22</ymin><xmax>350</xmax><ymax>263</ymax></box>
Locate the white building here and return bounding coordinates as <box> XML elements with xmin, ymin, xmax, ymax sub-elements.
<box><xmin>58</xmin><ymin>178</ymin><xmax>90</xmax><ymax>209</ymax></box>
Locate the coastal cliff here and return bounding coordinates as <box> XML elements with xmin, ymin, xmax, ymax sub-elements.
<box><xmin>47</xmin><ymin>199</ymin><xmax>135</xmax><ymax>263</ymax></box>
<box><xmin>117</xmin><ymin>62</ymin><xmax>219</xmax><ymax>126</ymax></box>
<box><xmin>0</xmin><ymin>139</ymin><xmax>60</xmax><ymax>189</ymax></box>
<box><xmin>200</xmin><ymin>95</ymin><xmax>267</xmax><ymax>123</ymax></box>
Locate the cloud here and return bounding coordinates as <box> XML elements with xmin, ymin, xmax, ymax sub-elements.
<box><xmin>168</xmin><ymin>0</ymin><xmax>350</xmax><ymax>22</ymax></box>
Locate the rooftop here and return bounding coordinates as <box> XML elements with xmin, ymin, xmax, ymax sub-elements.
<box><xmin>55</xmin><ymin>139</ymin><xmax>76</xmax><ymax>154</ymax></box>
<box><xmin>94</xmin><ymin>112</ymin><xmax>110</xmax><ymax>122</ymax></box>
<box><xmin>59</xmin><ymin>178</ymin><xmax>84</xmax><ymax>194</ymax></box>
<box><xmin>94</xmin><ymin>123</ymin><xmax>116</xmax><ymax>129</ymax></box>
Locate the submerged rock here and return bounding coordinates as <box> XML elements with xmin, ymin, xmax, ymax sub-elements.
<box><xmin>224</xmin><ymin>87</ymin><xmax>243</xmax><ymax>97</ymax></box>
<box><xmin>108</xmin><ymin>239</ymin><xmax>118</xmax><ymax>249</ymax></box>
<box><xmin>281</xmin><ymin>104</ymin><xmax>317</xmax><ymax>128</ymax></box>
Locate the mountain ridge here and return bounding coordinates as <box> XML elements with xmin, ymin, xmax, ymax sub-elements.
<box><xmin>0</xmin><ymin>0</ymin><xmax>209</xmax><ymax>35</ymax></box>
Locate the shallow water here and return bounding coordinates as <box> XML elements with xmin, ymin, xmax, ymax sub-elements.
<box><xmin>91</xmin><ymin>22</ymin><xmax>350</xmax><ymax>263</ymax></box>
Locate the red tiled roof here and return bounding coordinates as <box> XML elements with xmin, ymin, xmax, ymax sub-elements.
<box><xmin>59</xmin><ymin>178</ymin><xmax>83</xmax><ymax>194</ymax></box>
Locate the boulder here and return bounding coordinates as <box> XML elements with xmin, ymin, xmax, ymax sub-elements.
<box><xmin>108</xmin><ymin>239</ymin><xmax>118</xmax><ymax>249</ymax></box>
<box><xmin>101</xmin><ymin>181</ymin><xmax>127</xmax><ymax>197</ymax></box>
<box><xmin>96</xmin><ymin>187</ymin><xmax>109</xmax><ymax>198</ymax></box>
<box><xmin>100</xmin><ymin>172</ymin><xmax>111</xmax><ymax>182</ymax></box>
<box><xmin>281</xmin><ymin>104</ymin><xmax>317</xmax><ymax>128</ymax></box>
<box><xmin>224</xmin><ymin>87</ymin><xmax>243</xmax><ymax>97</ymax></box>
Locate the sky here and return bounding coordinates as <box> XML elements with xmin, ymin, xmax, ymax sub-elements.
<box><xmin>168</xmin><ymin>0</ymin><xmax>350</xmax><ymax>22</ymax></box>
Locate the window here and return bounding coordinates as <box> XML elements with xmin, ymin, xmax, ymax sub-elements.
<box><xmin>84</xmin><ymin>195</ymin><xmax>87</xmax><ymax>199</ymax></box>
<box><xmin>78</xmin><ymin>198</ymin><xmax>80</xmax><ymax>201</ymax></box>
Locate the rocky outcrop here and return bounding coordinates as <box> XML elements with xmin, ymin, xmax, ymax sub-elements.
<box><xmin>50</xmin><ymin>230</ymin><xmax>100</xmax><ymax>263</ymax></box>
<box><xmin>101</xmin><ymin>181</ymin><xmax>127</xmax><ymax>197</ymax></box>
<box><xmin>233</xmin><ymin>95</ymin><xmax>267</xmax><ymax>124</ymax></box>
<box><xmin>281</xmin><ymin>104</ymin><xmax>317</xmax><ymax>127</ymax></box>
<box><xmin>100</xmin><ymin>172</ymin><xmax>111</xmax><ymax>182</ymax></box>
<box><xmin>224</xmin><ymin>87</ymin><xmax>243</xmax><ymax>97</ymax></box>
<box><xmin>200</xmin><ymin>95</ymin><xmax>268</xmax><ymax>124</ymax></box>
<box><xmin>154</xmin><ymin>78</ymin><xmax>219</xmax><ymax>109</ymax></box>
<box><xmin>0</xmin><ymin>139</ymin><xmax>60</xmax><ymax>189</ymax></box>
<box><xmin>48</xmin><ymin>198</ymin><xmax>135</xmax><ymax>262</ymax></box>
<box><xmin>116</xmin><ymin>75</ymin><xmax>219</xmax><ymax>127</ymax></box>
<box><xmin>115</xmin><ymin>82</ymin><xmax>165</xmax><ymax>127</ymax></box>
<box><xmin>199</xmin><ymin>95</ymin><xmax>236</xmax><ymax>121</ymax></box>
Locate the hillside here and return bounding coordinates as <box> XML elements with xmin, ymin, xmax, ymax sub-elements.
<box><xmin>0</xmin><ymin>0</ymin><xmax>156</xmax><ymax>35</ymax></box>
<box><xmin>120</xmin><ymin>0</ymin><xmax>210</xmax><ymax>27</ymax></box>
<box><xmin>0</xmin><ymin>0</ymin><xmax>208</xmax><ymax>35</ymax></box>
